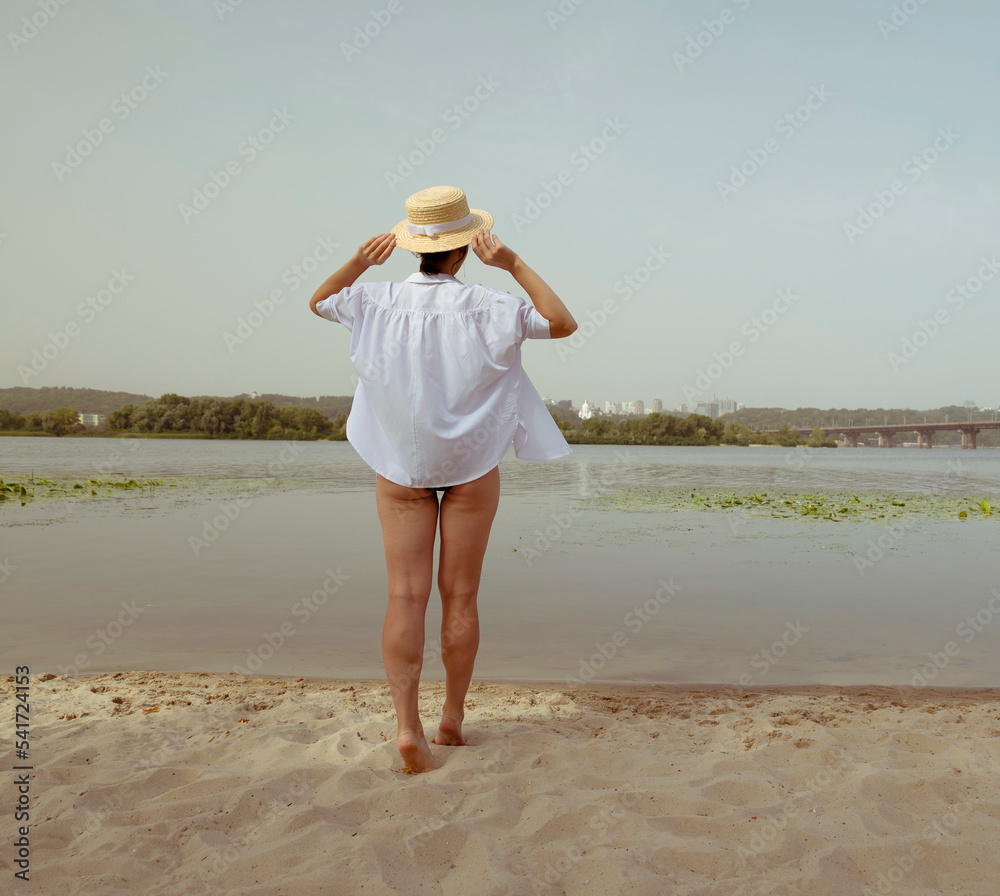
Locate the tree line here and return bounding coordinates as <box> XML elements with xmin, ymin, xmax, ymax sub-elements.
<box><xmin>553</xmin><ymin>413</ymin><xmax>828</xmax><ymax>447</ymax></box>
<box><xmin>108</xmin><ymin>394</ymin><xmax>347</xmax><ymax>439</ymax></box>
<box><xmin>1</xmin><ymin>398</ymin><xmax>832</xmax><ymax>446</ymax></box>
<box><xmin>0</xmin><ymin>395</ymin><xmax>347</xmax><ymax>440</ymax></box>
<box><xmin>0</xmin><ymin>407</ymin><xmax>80</xmax><ymax>436</ymax></box>
<box><xmin>0</xmin><ymin>386</ymin><xmax>352</xmax><ymax>419</ymax></box>
<box><xmin>5</xmin><ymin>387</ymin><xmax>989</xmax><ymax>446</ymax></box>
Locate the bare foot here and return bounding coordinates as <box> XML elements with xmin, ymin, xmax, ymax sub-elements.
<box><xmin>398</xmin><ymin>730</ymin><xmax>437</xmax><ymax>773</ymax></box>
<box><xmin>434</xmin><ymin>714</ymin><xmax>466</xmax><ymax>746</ymax></box>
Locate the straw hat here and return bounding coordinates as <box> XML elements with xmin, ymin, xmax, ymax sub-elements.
<box><xmin>392</xmin><ymin>185</ymin><xmax>493</xmax><ymax>253</ymax></box>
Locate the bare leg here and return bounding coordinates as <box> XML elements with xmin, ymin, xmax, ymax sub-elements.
<box><xmin>375</xmin><ymin>475</ymin><xmax>439</xmax><ymax>772</ymax></box>
<box><xmin>434</xmin><ymin>467</ymin><xmax>500</xmax><ymax>746</ymax></box>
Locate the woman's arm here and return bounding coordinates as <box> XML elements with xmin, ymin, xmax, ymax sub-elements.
<box><xmin>309</xmin><ymin>232</ymin><xmax>396</xmax><ymax>317</ymax></box>
<box><xmin>470</xmin><ymin>231</ymin><xmax>577</xmax><ymax>338</ymax></box>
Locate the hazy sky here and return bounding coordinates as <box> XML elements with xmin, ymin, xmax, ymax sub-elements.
<box><xmin>2</xmin><ymin>0</ymin><xmax>998</xmax><ymax>411</ymax></box>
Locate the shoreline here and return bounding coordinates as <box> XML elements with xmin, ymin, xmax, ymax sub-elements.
<box><xmin>15</xmin><ymin>669</ymin><xmax>1000</xmax><ymax>696</ymax></box>
<box><xmin>4</xmin><ymin>671</ymin><xmax>998</xmax><ymax>893</ymax></box>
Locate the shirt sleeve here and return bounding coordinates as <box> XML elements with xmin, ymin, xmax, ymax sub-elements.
<box><xmin>314</xmin><ymin>283</ymin><xmax>366</xmax><ymax>330</ymax></box>
<box><xmin>516</xmin><ymin>299</ymin><xmax>552</xmax><ymax>341</ymax></box>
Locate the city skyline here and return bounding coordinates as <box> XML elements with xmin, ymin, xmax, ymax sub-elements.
<box><xmin>554</xmin><ymin>394</ymin><xmax>994</xmax><ymax>419</ymax></box>
<box><xmin>3</xmin><ymin>383</ymin><xmax>993</xmax><ymax>420</ymax></box>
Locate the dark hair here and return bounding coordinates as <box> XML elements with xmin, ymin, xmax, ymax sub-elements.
<box><xmin>419</xmin><ymin>245</ymin><xmax>467</xmax><ymax>275</ymax></box>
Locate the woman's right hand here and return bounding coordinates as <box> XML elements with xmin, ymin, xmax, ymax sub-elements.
<box><xmin>356</xmin><ymin>232</ymin><xmax>396</xmax><ymax>268</ymax></box>
<box><xmin>471</xmin><ymin>230</ymin><xmax>517</xmax><ymax>272</ymax></box>
<box><xmin>472</xmin><ymin>230</ymin><xmax>578</xmax><ymax>338</ymax></box>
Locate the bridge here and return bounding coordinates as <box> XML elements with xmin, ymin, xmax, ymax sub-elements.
<box><xmin>761</xmin><ymin>421</ymin><xmax>1000</xmax><ymax>449</ymax></box>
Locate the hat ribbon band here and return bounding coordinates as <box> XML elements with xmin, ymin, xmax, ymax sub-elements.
<box><xmin>406</xmin><ymin>212</ymin><xmax>473</xmax><ymax>238</ymax></box>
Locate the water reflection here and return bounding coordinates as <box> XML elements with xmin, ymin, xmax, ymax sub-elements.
<box><xmin>3</xmin><ymin>439</ymin><xmax>996</xmax><ymax>496</ymax></box>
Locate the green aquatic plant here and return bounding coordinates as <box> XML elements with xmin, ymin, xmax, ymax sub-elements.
<box><xmin>0</xmin><ymin>480</ymin><xmax>30</xmax><ymax>505</ymax></box>
<box><xmin>594</xmin><ymin>487</ymin><xmax>998</xmax><ymax>522</ymax></box>
<box><xmin>960</xmin><ymin>500</ymin><xmax>992</xmax><ymax>519</ymax></box>
<box><xmin>0</xmin><ymin>474</ymin><xmax>163</xmax><ymax>507</ymax></box>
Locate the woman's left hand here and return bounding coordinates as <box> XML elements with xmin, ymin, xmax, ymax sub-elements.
<box><xmin>356</xmin><ymin>233</ymin><xmax>396</xmax><ymax>268</ymax></box>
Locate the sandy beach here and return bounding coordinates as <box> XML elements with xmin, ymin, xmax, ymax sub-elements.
<box><xmin>3</xmin><ymin>672</ymin><xmax>998</xmax><ymax>895</ymax></box>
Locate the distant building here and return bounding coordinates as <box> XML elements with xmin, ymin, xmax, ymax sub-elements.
<box><xmin>543</xmin><ymin>398</ymin><xmax>573</xmax><ymax>410</ymax></box>
<box><xmin>632</xmin><ymin>400</ymin><xmax>645</xmax><ymax>416</ymax></box>
<box><xmin>579</xmin><ymin>401</ymin><xmax>594</xmax><ymax>420</ymax></box>
<box><xmin>676</xmin><ymin>403</ymin><xmax>688</xmax><ymax>414</ymax></box>
<box><xmin>694</xmin><ymin>397</ymin><xmax>738</xmax><ymax>419</ymax></box>
<box><xmin>77</xmin><ymin>413</ymin><xmax>107</xmax><ymax>427</ymax></box>
<box><xmin>652</xmin><ymin>398</ymin><xmax>663</xmax><ymax>413</ymax></box>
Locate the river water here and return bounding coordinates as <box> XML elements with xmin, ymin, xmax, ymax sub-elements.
<box><xmin>1</xmin><ymin>438</ymin><xmax>998</xmax><ymax>687</ymax></box>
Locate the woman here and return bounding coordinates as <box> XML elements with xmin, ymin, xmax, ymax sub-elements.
<box><xmin>309</xmin><ymin>186</ymin><xmax>577</xmax><ymax>772</ymax></box>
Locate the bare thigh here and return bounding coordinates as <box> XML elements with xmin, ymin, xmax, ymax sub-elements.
<box><xmin>375</xmin><ymin>476</ymin><xmax>439</xmax><ymax>600</ymax></box>
<box><xmin>437</xmin><ymin>468</ymin><xmax>501</xmax><ymax>599</ymax></box>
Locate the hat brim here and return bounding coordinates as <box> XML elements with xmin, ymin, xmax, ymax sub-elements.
<box><xmin>392</xmin><ymin>209</ymin><xmax>494</xmax><ymax>253</ymax></box>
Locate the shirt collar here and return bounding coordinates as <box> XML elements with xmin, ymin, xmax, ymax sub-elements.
<box><xmin>405</xmin><ymin>272</ymin><xmax>463</xmax><ymax>284</ymax></box>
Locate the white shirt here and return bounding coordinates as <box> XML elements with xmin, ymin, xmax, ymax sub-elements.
<box><xmin>315</xmin><ymin>272</ymin><xmax>571</xmax><ymax>487</ymax></box>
